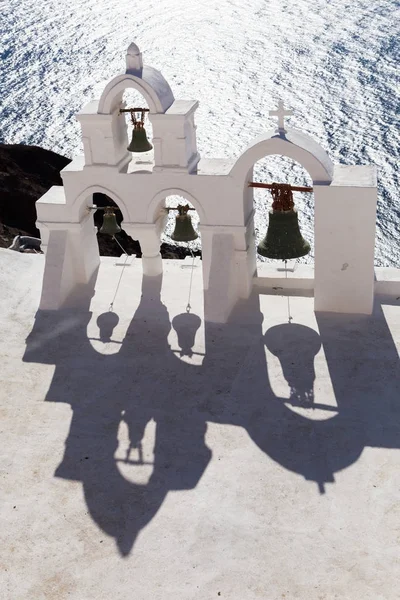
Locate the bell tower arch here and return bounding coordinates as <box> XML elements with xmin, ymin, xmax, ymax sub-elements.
<box><xmin>229</xmin><ymin>111</ymin><xmax>376</xmax><ymax>315</ymax></box>
<box><xmin>76</xmin><ymin>43</ymin><xmax>200</xmax><ymax>174</ymax></box>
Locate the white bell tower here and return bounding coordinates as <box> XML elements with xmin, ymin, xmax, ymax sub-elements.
<box><xmin>35</xmin><ymin>42</ymin><xmax>380</xmax><ymax>321</ymax></box>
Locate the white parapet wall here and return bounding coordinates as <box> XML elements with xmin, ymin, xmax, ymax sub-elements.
<box><xmin>254</xmin><ymin>264</ymin><xmax>400</xmax><ymax>303</ymax></box>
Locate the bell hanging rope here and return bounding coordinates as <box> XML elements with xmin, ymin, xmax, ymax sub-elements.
<box><xmin>120</xmin><ymin>107</ymin><xmax>153</xmax><ymax>153</ymax></box>
<box><xmin>249</xmin><ymin>181</ymin><xmax>311</xmax><ymax>260</ymax></box>
<box><xmin>169</xmin><ymin>204</ymin><xmax>199</xmax><ymax>242</ymax></box>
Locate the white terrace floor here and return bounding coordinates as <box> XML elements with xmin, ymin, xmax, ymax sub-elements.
<box><xmin>1</xmin><ymin>248</ymin><xmax>400</xmax><ymax>600</ymax></box>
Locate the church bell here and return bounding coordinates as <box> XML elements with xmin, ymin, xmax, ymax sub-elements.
<box><xmin>257</xmin><ymin>183</ymin><xmax>310</xmax><ymax>260</ymax></box>
<box><xmin>127</xmin><ymin>122</ymin><xmax>153</xmax><ymax>153</ymax></box>
<box><xmin>258</xmin><ymin>209</ymin><xmax>310</xmax><ymax>259</ymax></box>
<box><xmin>99</xmin><ymin>207</ymin><xmax>121</xmax><ymax>236</ymax></box>
<box><xmin>171</xmin><ymin>205</ymin><xmax>199</xmax><ymax>242</ymax></box>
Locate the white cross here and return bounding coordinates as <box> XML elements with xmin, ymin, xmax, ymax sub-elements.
<box><xmin>269</xmin><ymin>100</ymin><xmax>293</xmax><ymax>132</ymax></box>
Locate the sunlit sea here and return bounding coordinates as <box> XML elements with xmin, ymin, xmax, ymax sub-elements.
<box><xmin>1</xmin><ymin>0</ymin><xmax>399</xmax><ymax>264</ymax></box>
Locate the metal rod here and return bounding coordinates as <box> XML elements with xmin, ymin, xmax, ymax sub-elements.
<box><xmin>166</xmin><ymin>207</ymin><xmax>196</xmax><ymax>212</ymax></box>
<box><xmin>87</xmin><ymin>205</ymin><xmax>120</xmax><ymax>211</ymax></box>
<box><xmin>249</xmin><ymin>182</ymin><xmax>313</xmax><ymax>192</ymax></box>
<box><xmin>119</xmin><ymin>108</ymin><xmax>150</xmax><ymax>113</ymax></box>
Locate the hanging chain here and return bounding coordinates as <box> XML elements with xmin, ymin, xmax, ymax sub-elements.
<box><xmin>119</xmin><ymin>107</ymin><xmax>149</xmax><ymax>129</ymax></box>
<box><xmin>285</xmin><ymin>259</ymin><xmax>293</xmax><ymax>323</ymax></box>
<box><xmin>109</xmin><ymin>237</ymin><xmax>130</xmax><ymax>311</ymax></box>
<box><xmin>130</xmin><ymin>108</ymin><xmax>145</xmax><ymax>129</ymax></box>
<box><xmin>112</xmin><ymin>235</ymin><xmax>128</xmax><ymax>255</ymax></box>
<box><xmin>186</xmin><ymin>249</ymin><xmax>196</xmax><ymax>313</ymax></box>
<box><xmin>271</xmin><ymin>183</ymin><xmax>295</xmax><ymax>211</ymax></box>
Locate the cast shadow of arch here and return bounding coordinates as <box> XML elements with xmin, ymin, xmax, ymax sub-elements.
<box><xmin>242</xmin><ymin>301</ymin><xmax>400</xmax><ymax>494</ymax></box>
<box><xmin>24</xmin><ymin>275</ymin><xmax>213</xmax><ymax>556</ymax></box>
<box><xmin>23</xmin><ymin>282</ymin><xmax>400</xmax><ymax>555</ymax></box>
<box><xmin>264</xmin><ymin>323</ymin><xmax>321</xmax><ymax>406</ymax></box>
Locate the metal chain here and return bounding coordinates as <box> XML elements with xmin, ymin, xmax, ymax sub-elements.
<box><xmin>285</xmin><ymin>259</ymin><xmax>293</xmax><ymax>323</ymax></box>
<box><xmin>186</xmin><ymin>249</ymin><xmax>196</xmax><ymax>313</ymax></box>
<box><xmin>113</xmin><ymin>235</ymin><xmax>128</xmax><ymax>255</ymax></box>
<box><xmin>109</xmin><ymin>236</ymin><xmax>130</xmax><ymax>311</ymax></box>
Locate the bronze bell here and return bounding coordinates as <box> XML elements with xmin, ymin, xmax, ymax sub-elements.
<box><xmin>257</xmin><ymin>209</ymin><xmax>310</xmax><ymax>259</ymax></box>
<box><xmin>127</xmin><ymin>122</ymin><xmax>153</xmax><ymax>153</ymax></box>
<box><xmin>257</xmin><ymin>183</ymin><xmax>310</xmax><ymax>260</ymax></box>
<box><xmin>99</xmin><ymin>207</ymin><xmax>121</xmax><ymax>236</ymax></box>
<box><xmin>171</xmin><ymin>205</ymin><xmax>198</xmax><ymax>242</ymax></box>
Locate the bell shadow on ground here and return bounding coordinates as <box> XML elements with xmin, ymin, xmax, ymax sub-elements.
<box><xmin>172</xmin><ymin>312</ymin><xmax>202</xmax><ymax>358</ymax></box>
<box><xmin>239</xmin><ymin>300</ymin><xmax>400</xmax><ymax>494</ymax></box>
<box><xmin>23</xmin><ymin>278</ymin><xmax>400</xmax><ymax>555</ymax></box>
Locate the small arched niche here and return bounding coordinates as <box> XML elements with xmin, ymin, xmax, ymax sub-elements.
<box><xmin>90</xmin><ymin>192</ymin><xmax>141</xmax><ymax>258</ymax></box>
<box><xmin>252</xmin><ymin>154</ymin><xmax>315</xmax><ymax>266</ymax></box>
<box><xmin>117</xmin><ymin>88</ymin><xmax>154</xmax><ymax>169</ymax></box>
<box><xmin>160</xmin><ymin>194</ymin><xmax>202</xmax><ymax>259</ymax></box>
<box><xmin>158</xmin><ymin>193</ymin><xmax>204</xmax><ymax>364</ymax></box>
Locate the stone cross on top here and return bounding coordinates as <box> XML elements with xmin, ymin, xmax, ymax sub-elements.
<box><xmin>269</xmin><ymin>100</ymin><xmax>293</xmax><ymax>133</ymax></box>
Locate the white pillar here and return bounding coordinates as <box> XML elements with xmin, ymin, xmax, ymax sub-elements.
<box><xmin>200</xmin><ymin>219</ymin><xmax>255</xmax><ymax>322</ymax></box>
<box><xmin>314</xmin><ymin>166</ymin><xmax>377</xmax><ymax>314</ymax></box>
<box><xmin>76</xmin><ymin>101</ymin><xmax>130</xmax><ymax>168</ymax></box>
<box><xmin>240</xmin><ymin>210</ymin><xmax>257</xmax><ymax>299</ymax></box>
<box><xmin>199</xmin><ymin>229</ymin><xmax>235</xmax><ymax>323</ymax></box>
<box><xmin>37</xmin><ymin>215</ymin><xmax>100</xmax><ymax>310</ymax></box>
<box><xmin>149</xmin><ymin>100</ymin><xmax>200</xmax><ymax>173</ymax></box>
<box><xmin>124</xmin><ymin>223</ymin><xmax>163</xmax><ymax>276</ymax></box>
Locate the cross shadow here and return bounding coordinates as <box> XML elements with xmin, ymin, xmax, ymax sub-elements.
<box><xmin>23</xmin><ymin>278</ymin><xmax>400</xmax><ymax>555</ymax></box>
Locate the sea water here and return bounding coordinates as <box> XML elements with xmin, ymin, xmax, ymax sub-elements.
<box><xmin>1</xmin><ymin>0</ymin><xmax>399</xmax><ymax>264</ymax></box>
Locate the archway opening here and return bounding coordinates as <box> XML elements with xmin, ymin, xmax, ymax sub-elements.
<box><xmin>92</xmin><ymin>192</ymin><xmax>141</xmax><ymax>257</ymax></box>
<box><xmin>159</xmin><ymin>194</ymin><xmax>204</xmax><ymax>363</ymax></box>
<box><xmin>252</xmin><ymin>154</ymin><xmax>315</xmax><ymax>266</ymax></box>
<box><xmin>161</xmin><ymin>194</ymin><xmax>202</xmax><ymax>260</ymax></box>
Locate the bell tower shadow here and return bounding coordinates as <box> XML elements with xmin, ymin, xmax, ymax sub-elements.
<box><xmin>23</xmin><ymin>271</ymin><xmax>400</xmax><ymax>554</ymax></box>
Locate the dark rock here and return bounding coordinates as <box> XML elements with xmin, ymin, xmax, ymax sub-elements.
<box><xmin>0</xmin><ymin>222</ymin><xmax>32</xmax><ymax>249</ymax></box>
<box><xmin>0</xmin><ymin>143</ymin><xmax>71</xmax><ymax>239</ymax></box>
